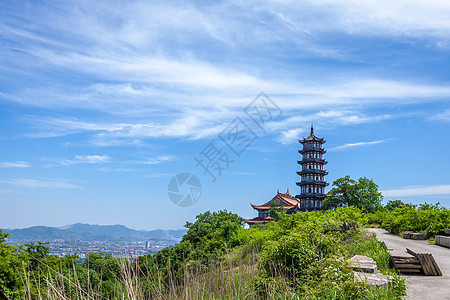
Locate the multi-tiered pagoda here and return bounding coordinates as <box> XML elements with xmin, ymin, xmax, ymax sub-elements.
<box><xmin>244</xmin><ymin>125</ymin><xmax>328</xmax><ymax>225</ymax></box>
<box><xmin>296</xmin><ymin>124</ymin><xmax>328</xmax><ymax>210</ymax></box>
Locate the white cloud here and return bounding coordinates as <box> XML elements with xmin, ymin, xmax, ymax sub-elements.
<box><xmin>0</xmin><ymin>161</ymin><xmax>30</xmax><ymax>168</ymax></box>
<box><xmin>58</xmin><ymin>155</ymin><xmax>110</xmax><ymax>166</ymax></box>
<box><xmin>0</xmin><ymin>178</ymin><xmax>81</xmax><ymax>189</ymax></box>
<box><xmin>96</xmin><ymin>167</ymin><xmax>135</xmax><ymax>173</ymax></box>
<box><xmin>432</xmin><ymin>109</ymin><xmax>450</xmax><ymax>122</ymax></box>
<box><xmin>144</xmin><ymin>155</ymin><xmax>176</xmax><ymax>165</ymax></box>
<box><xmin>329</xmin><ymin>139</ymin><xmax>390</xmax><ymax>151</ymax></box>
<box><xmin>4</xmin><ymin>0</ymin><xmax>450</xmax><ymax>147</ymax></box>
<box><xmin>382</xmin><ymin>184</ymin><xmax>450</xmax><ymax>197</ymax></box>
<box><xmin>305</xmin><ymin>0</ymin><xmax>450</xmax><ymax>40</ymax></box>
<box><xmin>0</xmin><ymin>189</ymin><xmax>20</xmax><ymax>194</ymax></box>
<box><xmin>279</xmin><ymin>128</ymin><xmax>305</xmax><ymax>144</ymax></box>
<box><xmin>144</xmin><ymin>173</ymin><xmax>173</xmax><ymax>178</ymax></box>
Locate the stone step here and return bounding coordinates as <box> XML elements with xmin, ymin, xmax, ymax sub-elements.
<box><xmin>349</xmin><ymin>255</ymin><xmax>378</xmax><ymax>273</ymax></box>
<box><xmin>354</xmin><ymin>272</ymin><xmax>393</xmax><ymax>291</ymax></box>
<box><xmin>435</xmin><ymin>235</ymin><xmax>450</xmax><ymax>248</ymax></box>
<box><xmin>411</xmin><ymin>233</ymin><xmax>424</xmax><ymax>240</ymax></box>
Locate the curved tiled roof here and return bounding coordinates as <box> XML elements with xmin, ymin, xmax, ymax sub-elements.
<box><xmin>299</xmin><ymin>124</ymin><xmax>325</xmax><ymax>143</ymax></box>
<box><xmin>250</xmin><ymin>191</ymin><xmax>300</xmax><ymax>210</ymax></box>
<box><xmin>244</xmin><ymin>216</ymin><xmax>274</xmax><ymax>224</ymax></box>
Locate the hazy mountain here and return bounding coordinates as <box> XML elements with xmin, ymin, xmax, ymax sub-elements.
<box><xmin>3</xmin><ymin>223</ymin><xmax>187</xmax><ymax>242</ymax></box>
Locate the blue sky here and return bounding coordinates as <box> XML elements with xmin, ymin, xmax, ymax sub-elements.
<box><xmin>1</xmin><ymin>0</ymin><xmax>450</xmax><ymax>230</ymax></box>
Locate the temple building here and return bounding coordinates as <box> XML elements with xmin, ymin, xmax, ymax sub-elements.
<box><xmin>244</xmin><ymin>189</ymin><xmax>300</xmax><ymax>225</ymax></box>
<box><xmin>296</xmin><ymin>124</ymin><xmax>328</xmax><ymax>210</ymax></box>
<box><xmin>244</xmin><ymin>125</ymin><xmax>328</xmax><ymax>225</ymax></box>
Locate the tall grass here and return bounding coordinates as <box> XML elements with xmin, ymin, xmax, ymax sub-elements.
<box><xmin>16</xmin><ymin>234</ymin><xmax>404</xmax><ymax>300</ymax></box>
<box><xmin>18</xmin><ymin>245</ymin><xmax>261</xmax><ymax>300</ymax></box>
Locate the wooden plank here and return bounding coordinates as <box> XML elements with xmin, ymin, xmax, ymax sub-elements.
<box><xmin>420</xmin><ymin>254</ymin><xmax>432</xmax><ymax>275</ymax></box>
<box><xmin>390</xmin><ymin>251</ymin><xmax>415</xmax><ymax>259</ymax></box>
<box><xmin>426</xmin><ymin>254</ymin><xmax>442</xmax><ymax>276</ymax></box>
<box><xmin>406</xmin><ymin>249</ymin><xmax>432</xmax><ymax>275</ymax></box>
<box><xmin>393</xmin><ymin>259</ymin><xmax>420</xmax><ymax>264</ymax></box>
<box><xmin>394</xmin><ymin>263</ymin><xmax>422</xmax><ymax>269</ymax></box>
<box><xmin>430</xmin><ymin>255</ymin><xmax>442</xmax><ymax>276</ymax></box>
<box><xmin>423</xmin><ymin>254</ymin><xmax>435</xmax><ymax>275</ymax></box>
<box><xmin>397</xmin><ymin>269</ymin><xmax>421</xmax><ymax>273</ymax></box>
<box><xmin>406</xmin><ymin>247</ymin><xmax>425</xmax><ymax>256</ymax></box>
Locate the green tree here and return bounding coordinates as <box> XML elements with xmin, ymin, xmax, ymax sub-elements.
<box><xmin>182</xmin><ymin>210</ymin><xmax>244</xmax><ymax>264</ymax></box>
<box><xmin>322</xmin><ymin>175</ymin><xmax>383</xmax><ymax>213</ymax></box>
<box><xmin>268</xmin><ymin>200</ymin><xmax>285</xmax><ymax>221</ymax></box>
<box><xmin>0</xmin><ymin>230</ymin><xmax>24</xmax><ymax>298</ymax></box>
<box><xmin>384</xmin><ymin>200</ymin><xmax>405</xmax><ymax>211</ymax></box>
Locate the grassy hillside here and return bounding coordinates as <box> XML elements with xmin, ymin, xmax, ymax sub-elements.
<box><xmin>0</xmin><ymin>206</ymin><xmax>425</xmax><ymax>299</ymax></box>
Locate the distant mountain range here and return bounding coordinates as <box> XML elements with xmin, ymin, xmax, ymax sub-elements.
<box><xmin>3</xmin><ymin>223</ymin><xmax>187</xmax><ymax>242</ymax></box>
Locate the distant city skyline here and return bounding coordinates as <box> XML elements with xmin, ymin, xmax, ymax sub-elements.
<box><xmin>1</xmin><ymin>1</ymin><xmax>450</xmax><ymax>230</ymax></box>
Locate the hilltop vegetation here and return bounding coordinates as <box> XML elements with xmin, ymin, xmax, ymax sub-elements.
<box><xmin>0</xmin><ymin>207</ymin><xmax>416</xmax><ymax>300</ymax></box>
<box><xmin>368</xmin><ymin>201</ymin><xmax>450</xmax><ymax>239</ymax></box>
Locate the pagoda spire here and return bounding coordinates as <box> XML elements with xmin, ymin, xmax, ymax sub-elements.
<box><xmin>310</xmin><ymin>123</ymin><xmax>314</xmax><ymax>136</ymax></box>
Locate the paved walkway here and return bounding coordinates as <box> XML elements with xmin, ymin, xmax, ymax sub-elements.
<box><xmin>368</xmin><ymin>228</ymin><xmax>450</xmax><ymax>300</ymax></box>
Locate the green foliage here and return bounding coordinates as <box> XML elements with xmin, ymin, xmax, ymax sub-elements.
<box><xmin>384</xmin><ymin>200</ymin><xmax>405</xmax><ymax>211</ymax></box>
<box><xmin>380</xmin><ymin>203</ymin><xmax>450</xmax><ymax>238</ymax></box>
<box><xmin>260</xmin><ymin>222</ymin><xmax>340</xmax><ymax>280</ymax></box>
<box><xmin>0</xmin><ymin>208</ymin><xmax>410</xmax><ymax>299</ymax></box>
<box><xmin>0</xmin><ymin>230</ymin><xmax>24</xmax><ymax>299</ymax></box>
<box><xmin>254</xmin><ymin>213</ymin><xmax>405</xmax><ymax>299</ymax></box>
<box><xmin>268</xmin><ymin>200</ymin><xmax>285</xmax><ymax>220</ymax></box>
<box><xmin>181</xmin><ymin>210</ymin><xmax>244</xmax><ymax>264</ymax></box>
<box><xmin>323</xmin><ymin>175</ymin><xmax>383</xmax><ymax>213</ymax></box>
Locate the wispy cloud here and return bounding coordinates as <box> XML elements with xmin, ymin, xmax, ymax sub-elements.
<box><xmin>143</xmin><ymin>155</ymin><xmax>176</xmax><ymax>165</ymax></box>
<box><xmin>0</xmin><ymin>161</ymin><xmax>30</xmax><ymax>168</ymax></box>
<box><xmin>0</xmin><ymin>189</ymin><xmax>20</xmax><ymax>194</ymax></box>
<box><xmin>279</xmin><ymin>128</ymin><xmax>305</xmax><ymax>145</ymax></box>
<box><xmin>57</xmin><ymin>155</ymin><xmax>110</xmax><ymax>166</ymax></box>
<box><xmin>0</xmin><ymin>178</ymin><xmax>81</xmax><ymax>189</ymax></box>
<box><xmin>96</xmin><ymin>167</ymin><xmax>135</xmax><ymax>173</ymax></box>
<box><xmin>432</xmin><ymin>109</ymin><xmax>450</xmax><ymax>122</ymax></box>
<box><xmin>329</xmin><ymin>139</ymin><xmax>391</xmax><ymax>151</ymax></box>
<box><xmin>274</xmin><ymin>110</ymin><xmax>392</xmax><ymax>145</ymax></box>
<box><xmin>382</xmin><ymin>184</ymin><xmax>450</xmax><ymax>197</ymax></box>
<box><xmin>144</xmin><ymin>173</ymin><xmax>173</xmax><ymax>178</ymax></box>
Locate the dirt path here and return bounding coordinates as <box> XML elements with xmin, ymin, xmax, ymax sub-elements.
<box><xmin>368</xmin><ymin>228</ymin><xmax>450</xmax><ymax>300</ymax></box>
